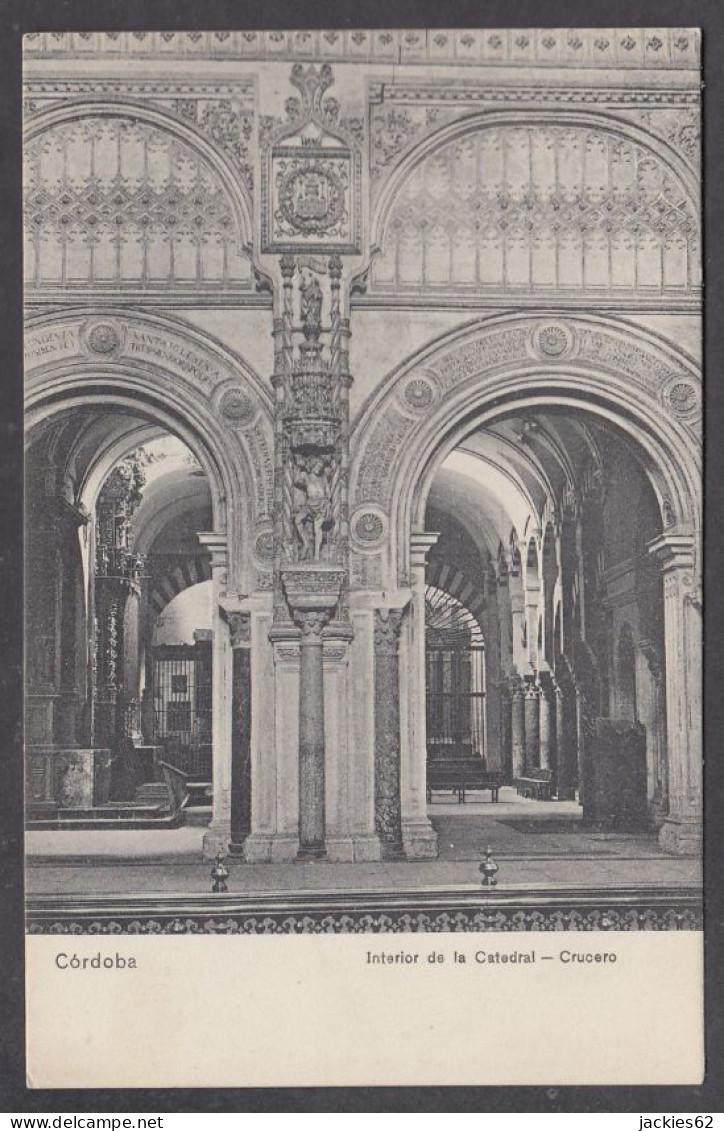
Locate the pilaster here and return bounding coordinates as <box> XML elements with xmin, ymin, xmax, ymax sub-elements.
<box><xmin>648</xmin><ymin>533</ymin><xmax>702</xmax><ymax>855</ymax></box>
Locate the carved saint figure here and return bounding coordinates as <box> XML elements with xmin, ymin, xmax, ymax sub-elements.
<box><xmin>300</xmin><ymin>272</ymin><xmax>323</xmax><ymax>341</ymax></box>
<box><xmin>293</xmin><ymin>454</ymin><xmax>333</xmax><ymax>560</ymax></box>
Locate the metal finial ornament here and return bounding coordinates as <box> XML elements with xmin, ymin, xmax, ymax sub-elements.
<box><xmin>479</xmin><ymin>845</ymin><xmax>499</xmax><ymax>887</ymax></box>
<box><xmin>210</xmin><ymin>848</ymin><xmax>229</xmax><ymax>893</ymax></box>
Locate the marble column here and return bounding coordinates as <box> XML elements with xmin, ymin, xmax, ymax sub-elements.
<box><xmin>281</xmin><ymin>565</ymin><xmax>345</xmax><ymax>860</ymax></box>
<box><xmin>499</xmin><ymin>680</ymin><xmax>512</xmax><ymax>780</ymax></box>
<box><xmin>539</xmin><ymin>680</ymin><xmax>554</xmax><ymax>771</ymax></box>
<box><xmin>373</xmin><ymin>608</ymin><xmax>405</xmax><ymax>859</ymax></box>
<box><xmin>198</xmin><ymin>534</ymin><xmax>232</xmax><ymax>860</ymax></box>
<box><xmin>226</xmin><ymin>612</ymin><xmax>252</xmax><ymax>856</ymax></box>
<box><xmin>400</xmin><ymin>532</ymin><xmax>439</xmax><ymax>859</ymax></box>
<box><xmin>524</xmin><ymin>681</ymin><xmax>540</xmax><ymax>771</ymax></box>
<box><xmin>510</xmin><ymin>677</ymin><xmax>526</xmax><ymax>780</ymax></box>
<box><xmin>553</xmin><ymin>681</ymin><xmax>569</xmax><ymax>797</ymax></box>
<box><xmin>294</xmin><ymin>608</ymin><xmax>331</xmax><ymax>858</ymax></box>
<box><xmin>649</xmin><ymin>534</ymin><xmax>702</xmax><ymax>854</ymax></box>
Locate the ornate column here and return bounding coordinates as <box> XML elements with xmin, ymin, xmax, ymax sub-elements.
<box><xmin>510</xmin><ymin>676</ymin><xmax>526</xmax><ymax>780</ymax></box>
<box><xmin>400</xmin><ymin>532</ymin><xmax>439</xmax><ymax>859</ymax></box>
<box><xmin>524</xmin><ymin>681</ymin><xmax>540</xmax><ymax>771</ymax></box>
<box><xmin>92</xmin><ymin>461</ymin><xmax>145</xmax><ymax>767</ymax></box>
<box><xmin>538</xmin><ymin>678</ymin><xmax>554</xmax><ymax>772</ymax></box>
<box><xmin>374</xmin><ymin>608</ymin><xmax>405</xmax><ymax>858</ymax></box>
<box><xmin>225</xmin><ymin>611</ymin><xmax>252</xmax><ymax>856</ymax></box>
<box><xmin>282</xmin><ymin>569</ymin><xmax>345</xmax><ymax>859</ymax></box>
<box><xmin>649</xmin><ymin>534</ymin><xmax>701</xmax><ymax>854</ymax></box>
<box><xmin>198</xmin><ymin>533</ymin><xmax>232</xmax><ymax>860</ymax></box>
<box><xmin>259</xmin><ymin>64</ymin><xmax>363</xmax><ymax>860</ymax></box>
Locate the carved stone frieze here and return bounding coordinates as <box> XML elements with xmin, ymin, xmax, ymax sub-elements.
<box><xmin>24</xmin><ymin>28</ymin><xmax>700</xmax><ymax>72</ymax></box>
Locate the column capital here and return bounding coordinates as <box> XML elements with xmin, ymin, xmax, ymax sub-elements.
<box><xmin>409</xmin><ymin>531</ymin><xmax>440</xmax><ymax>571</ymax></box>
<box><xmin>648</xmin><ymin>532</ymin><xmax>696</xmax><ymax>571</ymax></box>
<box><xmin>374</xmin><ymin>607</ymin><xmax>405</xmax><ymax>654</ymax></box>
<box><xmin>292</xmin><ymin>607</ymin><xmax>333</xmax><ymax>642</ymax></box>
<box><xmin>197</xmin><ymin>532</ymin><xmax>228</xmax><ymax>568</ymax></box>
<box><xmin>225</xmin><ymin>611</ymin><xmax>252</xmax><ymax>649</ymax></box>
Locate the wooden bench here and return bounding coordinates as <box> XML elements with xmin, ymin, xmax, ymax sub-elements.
<box><xmin>427</xmin><ymin>761</ymin><xmax>504</xmax><ymax>803</ymax></box>
<box><xmin>516</xmin><ymin>768</ymin><xmax>554</xmax><ymax>801</ymax></box>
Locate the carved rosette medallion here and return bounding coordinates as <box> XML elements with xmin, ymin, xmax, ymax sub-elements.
<box><xmin>218</xmin><ymin>387</ymin><xmax>256</xmax><ymax>424</ymax></box>
<box><xmin>400</xmin><ymin>375</ymin><xmax>438</xmax><ymax>414</ymax></box>
<box><xmin>253</xmin><ymin>528</ymin><xmax>274</xmax><ymax>564</ymax></box>
<box><xmin>351</xmin><ymin>507</ymin><xmax>386</xmax><ymax>550</ymax></box>
<box><xmin>82</xmin><ymin>320</ymin><xmax>124</xmax><ymax>357</ymax></box>
<box><xmin>530</xmin><ymin>321</ymin><xmax>576</xmax><ymax>362</ymax></box>
<box><xmin>662</xmin><ymin>376</ymin><xmax>701</xmax><ymax>423</ymax></box>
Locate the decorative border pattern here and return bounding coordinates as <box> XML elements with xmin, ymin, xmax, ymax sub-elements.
<box><xmin>25</xmin><ymin>885</ymin><xmax>702</xmax><ymax>934</ymax></box>
<box><xmin>23</xmin><ymin>30</ymin><xmax>701</xmax><ymax>70</ymax></box>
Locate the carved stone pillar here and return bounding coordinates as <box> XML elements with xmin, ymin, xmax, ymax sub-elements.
<box><xmin>510</xmin><ymin>677</ymin><xmax>526</xmax><ymax>780</ymax></box>
<box><xmin>539</xmin><ymin>679</ymin><xmax>554</xmax><ymax>772</ymax></box>
<box><xmin>198</xmin><ymin>533</ymin><xmax>232</xmax><ymax>860</ymax></box>
<box><xmin>226</xmin><ymin>612</ymin><xmax>252</xmax><ymax>856</ymax></box>
<box><xmin>639</xmin><ymin>638</ymin><xmax>668</xmax><ymax>827</ymax></box>
<box><xmin>400</xmin><ymin>532</ymin><xmax>439</xmax><ymax>859</ymax></box>
<box><xmin>524</xmin><ymin>681</ymin><xmax>540</xmax><ymax>771</ymax></box>
<box><xmin>295</xmin><ymin>609</ymin><xmax>329</xmax><ymax>857</ymax></box>
<box><xmin>373</xmin><ymin>608</ymin><xmax>405</xmax><ymax>859</ymax></box>
<box><xmin>649</xmin><ymin>534</ymin><xmax>701</xmax><ymax>854</ymax></box>
<box><xmin>499</xmin><ymin>679</ymin><xmax>512</xmax><ymax>780</ymax></box>
<box><xmin>553</xmin><ymin>680</ymin><xmax>567</xmax><ymax>797</ymax></box>
<box><xmin>282</xmin><ymin>565</ymin><xmax>345</xmax><ymax>860</ymax></box>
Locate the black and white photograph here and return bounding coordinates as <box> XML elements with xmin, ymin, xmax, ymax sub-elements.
<box><xmin>19</xmin><ymin>24</ymin><xmax>705</xmax><ymax>1089</ymax></box>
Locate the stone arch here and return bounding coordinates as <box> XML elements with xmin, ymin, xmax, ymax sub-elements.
<box><xmin>25</xmin><ymin>308</ymin><xmax>275</xmax><ymax>594</ymax></box>
<box><xmin>150</xmin><ymin>558</ymin><xmax>213</xmax><ymax>617</ymax></box>
<box><xmin>371</xmin><ymin>107</ymin><xmax>699</xmax><ymax>250</ymax></box>
<box><xmin>24</xmin><ymin>102</ymin><xmax>254</xmax><ymax>292</ymax></box>
<box><xmin>425</xmin><ymin>558</ymin><xmax>486</xmax><ymax>622</ymax></box>
<box><xmin>350</xmin><ymin>312</ymin><xmax>700</xmax><ymax>591</ymax></box>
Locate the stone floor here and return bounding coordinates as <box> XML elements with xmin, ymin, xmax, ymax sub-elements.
<box><xmin>25</xmin><ymin>788</ymin><xmax>701</xmax><ymax>896</ymax></box>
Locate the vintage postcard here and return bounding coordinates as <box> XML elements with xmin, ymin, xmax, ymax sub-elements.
<box><xmin>22</xmin><ymin>27</ymin><xmax>703</xmax><ymax>1088</ymax></box>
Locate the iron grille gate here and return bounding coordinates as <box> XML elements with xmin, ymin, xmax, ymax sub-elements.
<box><xmin>151</xmin><ymin>642</ymin><xmax>212</xmax><ymax>779</ymax></box>
<box><xmin>425</xmin><ymin>586</ymin><xmax>486</xmax><ymax>762</ymax></box>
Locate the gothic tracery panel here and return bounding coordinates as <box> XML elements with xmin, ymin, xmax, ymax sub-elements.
<box><xmin>371</xmin><ymin>126</ymin><xmax>699</xmax><ymax>297</ymax></box>
<box><xmin>24</xmin><ymin>117</ymin><xmax>252</xmax><ymax>292</ymax></box>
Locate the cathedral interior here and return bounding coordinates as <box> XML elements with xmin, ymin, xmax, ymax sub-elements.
<box><xmin>23</xmin><ymin>29</ymin><xmax>702</xmax><ymax>919</ymax></box>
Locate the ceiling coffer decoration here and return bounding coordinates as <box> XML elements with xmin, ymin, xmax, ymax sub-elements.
<box><xmin>261</xmin><ymin>64</ymin><xmax>361</xmax><ymax>253</ymax></box>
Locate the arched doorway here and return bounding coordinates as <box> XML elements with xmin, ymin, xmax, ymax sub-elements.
<box><xmin>24</xmin><ymin>309</ymin><xmax>274</xmax><ymax>855</ymax></box>
<box><xmin>350</xmin><ymin>313</ymin><xmax>701</xmax><ymax>857</ymax></box>
<box><xmin>425</xmin><ymin>585</ymin><xmax>486</xmax><ymax>767</ymax></box>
